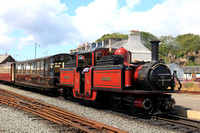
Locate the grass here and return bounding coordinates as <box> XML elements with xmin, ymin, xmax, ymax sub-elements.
<box><xmin>179</xmin><ymin>81</ymin><xmax>200</xmax><ymax>91</ymax></box>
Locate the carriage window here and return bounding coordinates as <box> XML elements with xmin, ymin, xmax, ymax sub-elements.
<box><xmin>27</xmin><ymin>63</ymin><xmax>31</xmax><ymax>74</ymax></box>
<box><xmin>0</xmin><ymin>66</ymin><xmax>2</xmax><ymax>73</ymax></box>
<box><xmin>32</xmin><ymin>62</ymin><xmax>36</xmax><ymax>74</ymax></box>
<box><xmin>49</xmin><ymin>58</ymin><xmax>54</xmax><ymax>76</ymax></box>
<box><xmin>17</xmin><ymin>64</ymin><xmax>21</xmax><ymax>74</ymax></box>
<box><xmin>7</xmin><ymin>65</ymin><xmax>10</xmax><ymax>73</ymax></box>
<box><xmin>41</xmin><ymin>61</ymin><xmax>44</xmax><ymax>76</ymax></box>
<box><xmin>24</xmin><ymin>63</ymin><xmax>26</xmax><ymax>74</ymax></box>
<box><xmin>54</xmin><ymin>62</ymin><xmax>61</xmax><ymax>76</ymax></box>
<box><xmin>44</xmin><ymin>61</ymin><xmax>49</xmax><ymax>76</ymax></box>
<box><xmin>29</xmin><ymin>62</ymin><xmax>32</xmax><ymax>74</ymax></box>
<box><xmin>21</xmin><ymin>64</ymin><xmax>24</xmax><ymax>74</ymax></box>
<box><xmin>37</xmin><ymin>61</ymin><xmax>40</xmax><ymax>75</ymax></box>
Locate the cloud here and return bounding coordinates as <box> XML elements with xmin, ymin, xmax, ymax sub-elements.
<box><xmin>72</xmin><ymin>0</ymin><xmax>118</xmax><ymax>42</ymax></box>
<box><xmin>0</xmin><ymin>0</ymin><xmax>200</xmax><ymax>52</ymax></box>
<box><xmin>73</xmin><ymin>0</ymin><xmax>200</xmax><ymax>42</ymax></box>
<box><xmin>17</xmin><ymin>35</ymin><xmax>34</xmax><ymax>50</ymax></box>
<box><xmin>0</xmin><ymin>0</ymin><xmax>79</xmax><ymax>50</ymax></box>
<box><xmin>125</xmin><ymin>0</ymin><xmax>141</xmax><ymax>8</ymax></box>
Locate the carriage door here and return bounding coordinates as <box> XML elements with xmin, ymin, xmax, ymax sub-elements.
<box><xmin>74</xmin><ymin>68</ymin><xmax>82</xmax><ymax>94</ymax></box>
<box><xmin>11</xmin><ymin>64</ymin><xmax>15</xmax><ymax>82</ymax></box>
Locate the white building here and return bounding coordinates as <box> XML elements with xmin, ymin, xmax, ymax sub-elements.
<box><xmin>180</xmin><ymin>66</ymin><xmax>200</xmax><ymax>80</ymax></box>
<box><xmin>105</xmin><ymin>30</ymin><xmax>151</xmax><ymax>62</ymax></box>
<box><xmin>166</xmin><ymin>63</ymin><xmax>184</xmax><ymax>81</ymax></box>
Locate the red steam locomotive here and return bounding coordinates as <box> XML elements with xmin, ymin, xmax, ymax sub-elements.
<box><xmin>0</xmin><ymin>40</ymin><xmax>181</xmax><ymax>114</ymax></box>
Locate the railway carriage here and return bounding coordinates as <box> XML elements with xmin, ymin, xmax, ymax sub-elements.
<box><xmin>0</xmin><ymin>62</ymin><xmax>15</xmax><ymax>83</ymax></box>
<box><xmin>15</xmin><ymin>54</ymin><xmax>71</xmax><ymax>91</ymax></box>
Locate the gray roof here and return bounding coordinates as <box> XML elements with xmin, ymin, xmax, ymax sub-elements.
<box><xmin>104</xmin><ymin>40</ymin><xmax>128</xmax><ymax>49</ymax></box>
<box><xmin>0</xmin><ymin>55</ymin><xmax>11</xmax><ymax>63</ymax></box>
<box><xmin>180</xmin><ymin>66</ymin><xmax>200</xmax><ymax>73</ymax></box>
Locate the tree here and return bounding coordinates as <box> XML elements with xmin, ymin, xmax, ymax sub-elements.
<box><xmin>175</xmin><ymin>33</ymin><xmax>200</xmax><ymax>53</ymax></box>
<box><xmin>96</xmin><ymin>33</ymin><xmax>128</xmax><ymax>42</ymax></box>
<box><xmin>140</xmin><ymin>31</ymin><xmax>158</xmax><ymax>50</ymax></box>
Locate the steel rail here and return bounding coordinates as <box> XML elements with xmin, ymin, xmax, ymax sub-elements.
<box><xmin>0</xmin><ymin>88</ymin><xmax>127</xmax><ymax>133</ymax></box>
<box><xmin>152</xmin><ymin>115</ymin><xmax>200</xmax><ymax>132</ymax></box>
<box><xmin>179</xmin><ymin>90</ymin><xmax>200</xmax><ymax>95</ymax></box>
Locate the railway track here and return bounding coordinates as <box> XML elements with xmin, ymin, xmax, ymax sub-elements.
<box><xmin>179</xmin><ymin>90</ymin><xmax>200</xmax><ymax>95</ymax></box>
<box><xmin>151</xmin><ymin>114</ymin><xmax>200</xmax><ymax>133</ymax></box>
<box><xmin>101</xmin><ymin>104</ymin><xmax>200</xmax><ymax>133</ymax></box>
<box><xmin>0</xmin><ymin>88</ymin><xmax>126</xmax><ymax>133</ymax></box>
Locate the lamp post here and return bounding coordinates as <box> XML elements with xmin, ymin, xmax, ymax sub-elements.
<box><xmin>14</xmin><ymin>53</ymin><xmax>18</xmax><ymax>61</ymax></box>
<box><xmin>35</xmin><ymin>42</ymin><xmax>40</xmax><ymax>58</ymax></box>
<box><xmin>43</xmin><ymin>51</ymin><xmax>48</xmax><ymax>56</ymax></box>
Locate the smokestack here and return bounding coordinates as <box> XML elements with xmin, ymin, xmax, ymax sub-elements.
<box><xmin>150</xmin><ymin>40</ymin><xmax>160</xmax><ymax>62</ymax></box>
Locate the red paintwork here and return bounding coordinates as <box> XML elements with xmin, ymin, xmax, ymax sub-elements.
<box><xmin>115</xmin><ymin>47</ymin><xmax>129</xmax><ymax>65</ymax></box>
<box><xmin>72</xmin><ymin>67</ymin><xmax>97</xmax><ymax>101</ymax></box>
<box><xmin>134</xmin><ymin>65</ymin><xmax>142</xmax><ymax>83</ymax></box>
<box><xmin>0</xmin><ymin>73</ymin><xmax>11</xmax><ymax>82</ymax></box>
<box><xmin>92</xmin><ymin>53</ymin><xmax>94</xmax><ymax>66</ymax></box>
<box><xmin>74</xmin><ymin>70</ymin><xmax>81</xmax><ymax>94</ymax></box>
<box><xmin>125</xmin><ymin>68</ymin><xmax>133</xmax><ymax>87</ymax></box>
<box><xmin>93</xmin><ymin>69</ymin><xmax>122</xmax><ymax>89</ymax></box>
<box><xmin>84</xmin><ymin>67</ymin><xmax>92</xmax><ymax>96</ymax></box>
<box><xmin>134</xmin><ymin>98</ymin><xmax>144</xmax><ymax>108</ymax></box>
<box><xmin>84</xmin><ymin>90</ymin><xmax>97</xmax><ymax>100</ymax></box>
<box><xmin>60</xmin><ymin>70</ymin><xmax>74</xmax><ymax>86</ymax></box>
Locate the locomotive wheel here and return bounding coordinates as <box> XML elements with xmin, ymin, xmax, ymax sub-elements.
<box><xmin>63</xmin><ymin>88</ymin><xmax>73</xmax><ymax>100</ymax></box>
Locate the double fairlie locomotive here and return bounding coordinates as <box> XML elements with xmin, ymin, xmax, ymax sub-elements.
<box><xmin>0</xmin><ymin>40</ymin><xmax>182</xmax><ymax>114</ymax></box>
<box><xmin>58</xmin><ymin>40</ymin><xmax>182</xmax><ymax>114</ymax></box>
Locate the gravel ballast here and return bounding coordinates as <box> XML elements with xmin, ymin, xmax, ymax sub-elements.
<box><xmin>0</xmin><ymin>84</ymin><xmax>178</xmax><ymax>133</ymax></box>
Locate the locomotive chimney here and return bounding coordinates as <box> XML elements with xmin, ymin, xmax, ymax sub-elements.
<box><xmin>150</xmin><ymin>40</ymin><xmax>160</xmax><ymax>62</ymax></box>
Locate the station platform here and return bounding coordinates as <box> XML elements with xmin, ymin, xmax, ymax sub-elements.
<box><xmin>172</xmin><ymin>93</ymin><xmax>200</xmax><ymax>120</ymax></box>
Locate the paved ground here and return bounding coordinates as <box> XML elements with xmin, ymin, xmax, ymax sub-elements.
<box><xmin>172</xmin><ymin>93</ymin><xmax>200</xmax><ymax>111</ymax></box>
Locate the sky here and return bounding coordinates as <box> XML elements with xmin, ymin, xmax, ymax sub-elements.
<box><xmin>0</xmin><ymin>0</ymin><xmax>200</xmax><ymax>61</ymax></box>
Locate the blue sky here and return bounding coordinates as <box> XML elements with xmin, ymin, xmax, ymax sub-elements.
<box><xmin>0</xmin><ymin>0</ymin><xmax>200</xmax><ymax>61</ymax></box>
